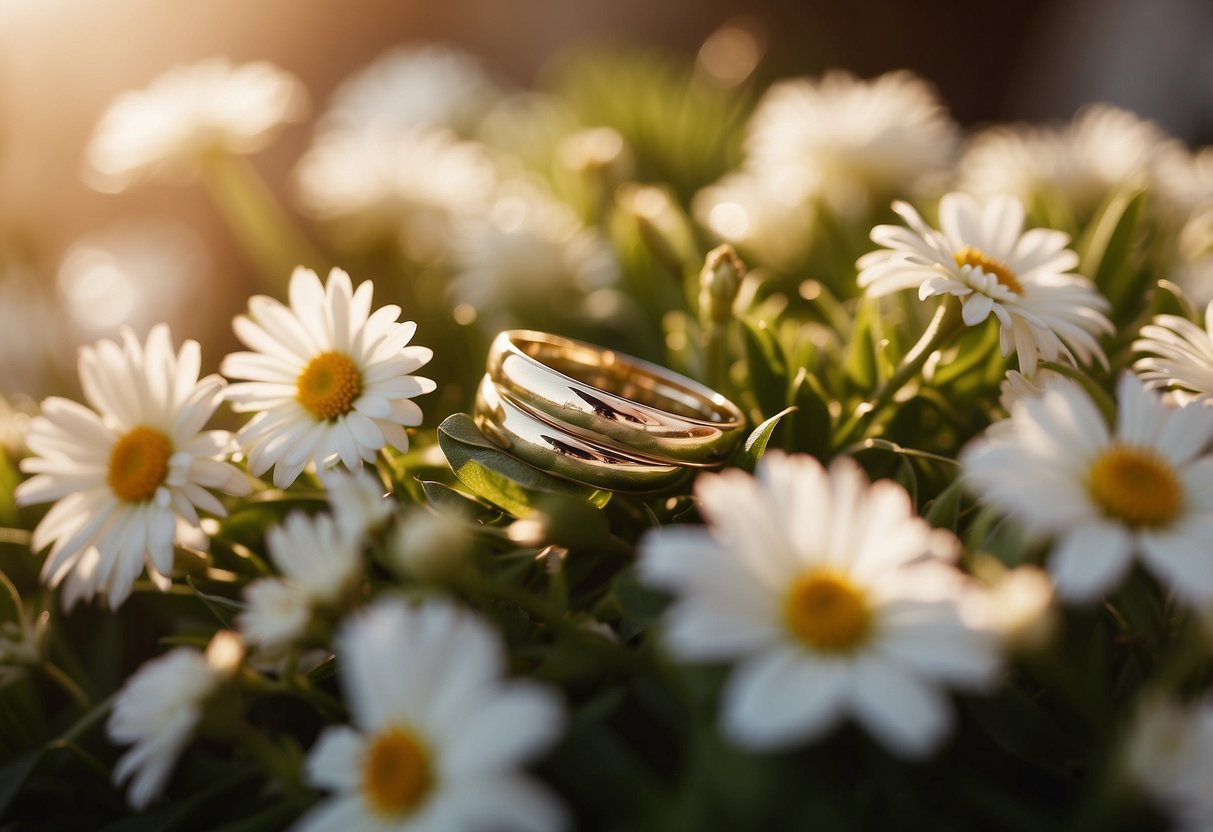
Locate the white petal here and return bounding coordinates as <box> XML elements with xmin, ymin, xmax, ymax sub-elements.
<box><xmin>849</xmin><ymin>654</ymin><xmax>952</xmax><ymax>758</ymax></box>
<box><xmin>1048</xmin><ymin>522</ymin><xmax>1134</xmax><ymax>602</ymax></box>
<box><xmin>719</xmin><ymin>647</ymin><xmax>849</xmax><ymax>751</ymax></box>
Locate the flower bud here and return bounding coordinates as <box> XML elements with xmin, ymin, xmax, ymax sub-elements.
<box><xmin>699</xmin><ymin>243</ymin><xmax>746</xmax><ymax>327</ymax></box>
<box><xmin>388</xmin><ymin>508</ymin><xmax>470</xmax><ymax>583</ymax></box>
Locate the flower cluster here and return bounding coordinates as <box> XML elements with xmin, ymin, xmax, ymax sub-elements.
<box><xmin>4</xmin><ymin>35</ymin><xmax>1213</xmax><ymax>832</ymax></box>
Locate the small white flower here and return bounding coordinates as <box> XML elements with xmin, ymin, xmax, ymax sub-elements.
<box><xmin>1133</xmin><ymin>302</ymin><xmax>1213</xmax><ymax>403</ymax></box>
<box><xmin>1125</xmin><ymin>695</ymin><xmax>1213</xmax><ymax>832</ymax></box>
<box><xmin>319</xmin><ymin>45</ymin><xmax>500</xmax><ymax>137</ymax></box>
<box><xmin>108</xmin><ymin>631</ymin><xmax>244</xmax><ymax>809</ymax></box>
<box><xmin>294</xmin><ymin>127</ymin><xmax>496</xmax><ymax>261</ymax></box>
<box><xmin>693</xmin><ymin>170</ymin><xmax>816</xmax><ymax>269</ymax></box>
<box><xmin>962</xmin><ymin>373</ymin><xmax>1213</xmax><ymax>604</ymax></box>
<box><xmin>452</xmin><ymin>180</ymin><xmax>618</xmax><ymax>322</ymax></box>
<box><xmin>744</xmin><ymin>70</ymin><xmax>958</xmax><ymax>218</ymax></box>
<box><xmin>388</xmin><ymin>507</ymin><xmax>471</xmax><ymax>582</ymax></box>
<box><xmin>639</xmin><ymin>453</ymin><xmax>1000</xmax><ymax>757</ymax></box>
<box><xmin>238</xmin><ymin>512</ymin><xmax>362</xmax><ymax>653</ymax></box>
<box><xmin>14</xmin><ymin>325</ymin><xmax>251</xmax><ymax>609</ymax></box>
<box><xmin>85</xmin><ymin>58</ymin><xmax>307</xmax><ymax>192</ymax></box>
<box><xmin>295</xmin><ymin>596</ymin><xmax>566</xmax><ymax>832</ymax></box>
<box><xmin>958</xmin><ymin>104</ymin><xmax>1185</xmax><ymax>221</ymax></box>
<box><xmin>321</xmin><ymin>467</ymin><xmax>393</xmax><ymax>545</ymax></box>
<box><xmin>858</xmin><ymin>192</ymin><xmax>1113</xmax><ymax>376</ymax></box>
<box><xmin>221</xmin><ymin>266</ymin><xmax>435</xmax><ymax>489</ymax></box>
<box><xmin>982</xmin><ymin>566</ymin><xmax>1057</xmax><ymax>653</ymax></box>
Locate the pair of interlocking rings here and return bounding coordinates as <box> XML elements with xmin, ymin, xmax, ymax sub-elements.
<box><xmin>474</xmin><ymin>331</ymin><xmax>746</xmax><ymax>492</ymax></box>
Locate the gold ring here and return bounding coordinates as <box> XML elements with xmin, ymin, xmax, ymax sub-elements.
<box><xmin>486</xmin><ymin>330</ymin><xmax>745</xmax><ymax>466</ymax></box>
<box><xmin>473</xmin><ymin>375</ymin><xmax>692</xmax><ymax>492</ymax></box>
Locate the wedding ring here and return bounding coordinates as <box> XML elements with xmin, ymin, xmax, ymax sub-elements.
<box><xmin>473</xmin><ymin>375</ymin><xmax>691</xmax><ymax>492</ymax></box>
<box><xmin>486</xmin><ymin>330</ymin><xmax>745</xmax><ymax>466</ymax></box>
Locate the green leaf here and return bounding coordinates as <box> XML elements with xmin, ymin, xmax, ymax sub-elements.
<box><xmin>740</xmin><ymin>317</ymin><xmax>789</xmax><ymax>419</ymax></box>
<box><xmin>923</xmin><ymin>476</ymin><xmax>966</xmax><ymax>531</ymax></box>
<box><xmin>0</xmin><ymin>748</ymin><xmax>41</xmax><ymax>819</ymax></box>
<box><xmin>733</xmin><ymin>406</ymin><xmax>796</xmax><ymax>472</ymax></box>
<box><xmin>0</xmin><ymin>453</ymin><xmax>19</xmax><ymax>528</ymax></box>
<box><xmin>609</xmin><ymin>566</ymin><xmax>670</xmax><ymax>639</ymax></box>
<box><xmin>418</xmin><ymin>479</ymin><xmax>500</xmax><ymax>522</ymax></box>
<box><xmin>185</xmin><ymin>577</ymin><xmax>242</xmax><ymax>628</ymax></box>
<box><xmin>1078</xmin><ymin>185</ymin><xmax>1148</xmax><ymax>316</ymax></box>
<box><xmin>787</xmin><ymin>368</ymin><xmax>832</xmax><ymax>458</ymax></box>
<box><xmin>0</xmin><ymin>691</ymin><xmax>115</xmax><ymax>819</ymax></box>
<box><xmin>845</xmin><ymin>296</ymin><xmax>880</xmax><ymax>389</ymax></box>
<box><xmin>437</xmin><ymin>414</ymin><xmax>610</xmax><ymax>517</ymax></box>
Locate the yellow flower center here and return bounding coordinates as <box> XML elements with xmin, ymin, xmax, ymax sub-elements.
<box><xmin>362</xmin><ymin>726</ymin><xmax>432</xmax><ymax>817</ymax></box>
<box><xmin>107</xmin><ymin>426</ymin><xmax>172</xmax><ymax>503</ymax></box>
<box><xmin>954</xmin><ymin>246</ymin><xmax>1024</xmax><ymax>295</ymax></box>
<box><xmin>296</xmin><ymin>351</ymin><xmax>362</xmax><ymax>420</ymax></box>
<box><xmin>784</xmin><ymin>570</ymin><xmax>871</xmax><ymax>652</ymax></box>
<box><xmin>1088</xmin><ymin>443</ymin><xmax>1183</xmax><ymax>528</ymax></box>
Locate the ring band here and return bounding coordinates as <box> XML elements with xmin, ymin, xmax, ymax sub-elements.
<box><xmin>486</xmin><ymin>330</ymin><xmax>745</xmax><ymax>466</ymax></box>
<box><xmin>473</xmin><ymin>375</ymin><xmax>692</xmax><ymax>492</ymax></box>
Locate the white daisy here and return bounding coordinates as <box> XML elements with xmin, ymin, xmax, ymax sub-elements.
<box><xmin>14</xmin><ymin>325</ymin><xmax>250</xmax><ymax>609</ymax></box>
<box><xmin>692</xmin><ymin>170</ymin><xmax>816</xmax><ymax>270</ymax></box>
<box><xmin>321</xmin><ymin>467</ymin><xmax>393</xmax><ymax>545</ymax></box>
<box><xmin>319</xmin><ymin>45</ymin><xmax>500</xmax><ymax>137</ymax></box>
<box><xmin>962</xmin><ymin>373</ymin><xmax>1213</xmax><ymax>604</ymax></box>
<box><xmin>744</xmin><ymin>70</ymin><xmax>958</xmax><ymax>219</ymax></box>
<box><xmin>452</xmin><ymin>180</ymin><xmax>618</xmax><ymax>322</ymax></box>
<box><xmin>1125</xmin><ymin>695</ymin><xmax>1213</xmax><ymax>832</ymax></box>
<box><xmin>238</xmin><ymin>512</ymin><xmax>362</xmax><ymax>654</ymax></box>
<box><xmin>85</xmin><ymin>57</ymin><xmax>307</xmax><ymax>192</ymax></box>
<box><xmin>857</xmin><ymin>192</ymin><xmax>1113</xmax><ymax>376</ymax></box>
<box><xmin>295</xmin><ymin>596</ymin><xmax>566</xmax><ymax>832</ymax></box>
<box><xmin>1133</xmin><ymin>302</ymin><xmax>1213</xmax><ymax>403</ymax></box>
<box><xmin>639</xmin><ymin>453</ymin><xmax>1000</xmax><ymax>757</ymax></box>
<box><xmin>108</xmin><ymin>631</ymin><xmax>244</xmax><ymax>810</ymax></box>
<box><xmin>294</xmin><ymin>127</ymin><xmax>495</xmax><ymax>261</ymax></box>
<box><xmin>221</xmin><ymin>266</ymin><xmax>436</xmax><ymax>489</ymax></box>
<box><xmin>957</xmin><ymin>104</ymin><xmax>1185</xmax><ymax>221</ymax></box>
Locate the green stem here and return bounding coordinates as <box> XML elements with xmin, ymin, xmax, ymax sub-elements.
<box><xmin>456</xmin><ymin>572</ymin><xmax>634</xmax><ymax>664</ymax></box>
<box><xmin>832</xmin><ymin>298</ymin><xmax>965</xmax><ymax>451</ymax></box>
<box><xmin>0</xmin><ymin>528</ymin><xmax>32</xmax><ymax>546</ymax></box>
<box><xmin>235</xmin><ymin>722</ymin><xmax>304</xmax><ymax>795</ymax></box>
<box><xmin>200</xmin><ymin>151</ymin><xmax>327</xmax><ymax>292</ymax></box>
<box><xmin>702</xmin><ymin>322</ymin><xmax>729</xmax><ymax>392</ymax></box>
<box><xmin>40</xmin><ymin>661</ymin><xmax>92</xmax><ymax>711</ymax></box>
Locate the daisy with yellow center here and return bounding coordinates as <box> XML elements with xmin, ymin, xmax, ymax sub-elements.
<box><xmin>13</xmin><ymin>325</ymin><xmax>250</xmax><ymax>610</ymax></box>
<box><xmin>296</xmin><ymin>597</ymin><xmax>567</xmax><ymax>832</ymax></box>
<box><xmin>639</xmin><ymin>453</ymin><xmax>1001</xmax><ymax>757</ymax></box>
<box><xmin>962</xmin><ymin>374</ymin><xmax>1213</xmax><ymax>604</ymax></box>
<box><xmin>857</xmin><ymin>192</ymin><xmax>1113</xmax><ymax>376</ymax></box>
<box><xmin>221</xmin><ymin>266</ymin><xmax>435</xmax><ymax>489</ymax></box>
